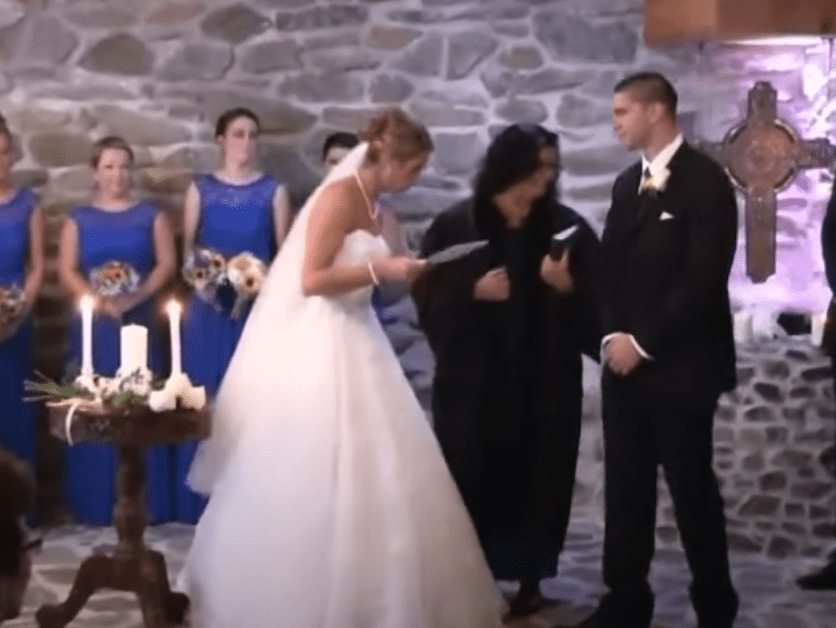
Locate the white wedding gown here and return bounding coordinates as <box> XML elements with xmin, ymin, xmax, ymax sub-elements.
<box><xmin>177</xmin><ymin>144</ymin><xmax>506</xmax><ymax>628</ymax></box>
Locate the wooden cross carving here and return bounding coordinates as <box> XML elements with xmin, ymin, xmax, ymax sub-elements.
<box><xmin>699</xmin><ymin>81</ymin><xmax>836</xmax><ymax>283</ymax></box>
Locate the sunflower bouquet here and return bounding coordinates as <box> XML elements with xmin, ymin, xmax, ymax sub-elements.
<box><xmin>0</xmin><ymin>284</ymin><xmax>25</xmax><ymax>327</ymax></box>
<box><xmin>226</xmin><ymin>252</ymin><xmax>268</xmax><ymax>318</ymax></box>
<box><xmin>183</xmin><ymin>248</ymin><xmax>267</xmax><ymax>318</ymax></box>
<box><xmin>182</xmin><ymin>247</ymin><xmax>226</xmax><ymax>306</ymax></box>
<box><xmin>89</xmin><ymin>261</ymin><xmax>140</xmax><ymax>297</ymax></box>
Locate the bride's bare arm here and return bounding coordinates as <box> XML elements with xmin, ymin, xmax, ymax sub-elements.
<box><xmin>301</xmin><ymin>182</ymin><xmax>379</xmax><ymax>297</ymax></box>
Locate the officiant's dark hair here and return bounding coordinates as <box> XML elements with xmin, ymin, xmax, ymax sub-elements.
<box><xmin>615</xmin><ymin>72</ymin><xmax>678</xmax><ymax>118</ymax></box>
<box><xmin>472</xmin><ymin>124</ymin><xmax>559</xmax><ymax>241</ymax></box>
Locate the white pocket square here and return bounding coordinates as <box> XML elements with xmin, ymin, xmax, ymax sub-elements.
<box><xmin>659</xmin><ymin>211</ymin><xmax>674</xmax><ymax>221</ymax></box>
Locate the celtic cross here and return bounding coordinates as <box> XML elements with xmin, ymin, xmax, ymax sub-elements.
<box><xmin>699</xmin><ymin>81</ymin><xmax>836</xmax><ymax>283</ymax></box>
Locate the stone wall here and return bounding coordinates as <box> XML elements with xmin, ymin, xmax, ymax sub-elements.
<box><xmin>1</xmin><ymin>0</ymin><xmax>835</xmax><ymax>534</ymax></box>
<box><xmin>714</xmin><ymin>340</ymin><xmax>835</xmax><ymax>559</ymax></box>
<box><xmin>572</xmin><ymin>340</ymin><xmax>836</xmax><ymax>560</ymax></box>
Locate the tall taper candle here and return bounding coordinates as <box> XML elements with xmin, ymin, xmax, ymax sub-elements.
<box><xmin>166</xmin><ymin>300</ymin><xmax>182</xmax><ymax>375</ymax></box>
<box><xmin>79</xmin><ymin>295</ymin><xmax>95</xmax><ymax>376</ymax></box>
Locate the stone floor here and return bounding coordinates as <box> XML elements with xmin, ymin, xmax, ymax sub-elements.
<box><xmin>6</xmin><ymin>518</ymin><xmax>836</xmax><ymax>628</ymax></box>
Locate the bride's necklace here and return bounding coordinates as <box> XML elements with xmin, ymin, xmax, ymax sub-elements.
<box><xmin>353</xmin><ymin>171</ymin><xmax>379</xmax><ymax>221</ymax></box>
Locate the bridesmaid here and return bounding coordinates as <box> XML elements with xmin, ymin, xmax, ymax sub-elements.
<box><xmin>57</xmin><ymin>136</ymin><xmax>176</xmax><ymax>525</ymax></box>
<box><xmin>0</xmin><ymin>121</ymin><xmax>44</xmax><ymax>494</ymax></box>
<box><xmin>175</xmin><ymin>108</ymin><xmax>292</xmax><ymax>522</ymax></box>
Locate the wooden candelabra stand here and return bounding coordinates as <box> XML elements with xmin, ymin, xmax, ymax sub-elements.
<box><xmin>36</xmin><ymin>403</ymin><xmax>210</xmax><ymax>628</ymax></box>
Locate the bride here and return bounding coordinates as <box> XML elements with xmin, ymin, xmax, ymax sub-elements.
<box><xmin>177</xmin><ymin>108</ymin><xmax>506</xmax><ymax>628</ymax></box>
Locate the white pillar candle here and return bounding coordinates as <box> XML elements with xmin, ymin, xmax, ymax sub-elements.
<box><xmin>79</xmin><ymin>295</ymin><xmax>95</xmax><ymax>377</ymax></box>
<box><xmin>811</xmin><ymin>313</ymin><xmax>827</xmax><ymax>347</ymax></box>
<box><xmin>733</xmin><ymin>312</ymin><xmax>754</xmax><ymax>345</ymax></box>
<box><xmin>166</xmin><ymin>300</ymin><xmax>183</xmax><ymax>376</ymax></box>
<box><xmin>120</xmin><ymin>324</ymin><xmax>148</xmax><ymax>374</ymax></box>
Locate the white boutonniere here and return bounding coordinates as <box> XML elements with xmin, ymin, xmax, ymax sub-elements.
<box><xmin>641</xmin><ymin>167</ymin><xmax>670</xmax><ymax>194</ymax></box>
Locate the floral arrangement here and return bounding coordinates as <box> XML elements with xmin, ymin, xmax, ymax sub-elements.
<box><xmin>25</xmin><ymin>370</ymin><xmax>170</xmax><ymax>444</ymax></box>
<box><xmin>89</xmin><ymin>261</ymin><xmax>140</xmax><ymax>297</ymax></box>
<box><xmin>0</xmin><ymin>284</ymin><xmax>25</xmax><ymax>326</ymax></box>
<box><xmin>182</xmin><ymin>246</ymin><xmax>226</xmax><ymax>306</ymax></box>
<box><xmin>226</xmin><ymin>252</ymin><xmax>268</xmax><ymax>318</ymax></box>
<box><xmin>24</xmin><ymin>370</ymin><xmax>163</xmax><ymax>411</ymax></box>
<box><xmin>182</xmin><ymin>247</ymin><xmax>267</xmax><ymax>318</ymax></box>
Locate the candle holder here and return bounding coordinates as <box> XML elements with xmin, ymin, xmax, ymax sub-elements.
<box><xmin>148</xmin><ymin>373</ymin><xmax>206</xmax><ymax>413</ymax></box>
<box><xmin>148</xmin><ymin>300</ymin><xmax>206</xmax><ymax>412</ymax></box>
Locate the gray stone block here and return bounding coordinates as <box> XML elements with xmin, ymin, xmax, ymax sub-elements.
<box><xmin>556</xmin><ymin>93</ymin><xmax>613</xmax><ymax>128</ymax></box>
<box><xmin>240</xmin><ymin>40</ymin><xmax>303</xmax><ymax>73</ymax></box>
<box><xmin>66</xmin><ymin>6</ymin><xmax>136</xmax><ymax>28</ymax></box>
<box><xmin>447</xmin><ymin>31</ymin><xmax>498</xmax><ymax>80</ymax></box>
<box><xmin>393</xmin><ymin>35</ymin><xmax>443</xmax><ymax>77</ymax></box>
<box><xmin>21</xmin><ymin>16</ymin><xmax>79</xmax><ymax>66</ymax></box>
<box><xmin>365</xmin><ymin>24</ymin><xmax>422</xmax><ymax>50</ymax></box>
<box><xmin>275</xmin><ymin>5</ymin><xmax>368</xmax><ymax>31</ymax></box>
<box><xmin>279</xmin><ymin>73</ymin><xmax>365</xmax><ymax>103</ymax></box>
<box><xmin>80</xmin><ymin>34</ymin><xmax>155</xmax><ymax>76</ymax></box>
<box><xmin>495</xmin><ymin>98</ymin><xmax>548</xmax><ymax>124</ymax></box>
<box><xmin>302</xmin><ymin>47</ymin><xmax>382</xmax><ymax>73</ymax></box>
<box><xmin>370</xmin><ymin>74</ymin><xmax>414</xmax><ymax>103</ymax></box>
<box><xmin>28</xmin><ymin>133</ymin><xmax>94</xmax><ymax>168</ymax></box>
<box><xmin>201</xmin><ymin>4</ymin><xmax>271</xmax><ymax>44</ymax></box>
<box><xmin>159</xmin><ymin>87</ymin><xmax>317</xmax><ymax>135</ymax></box>
<box><xmin>534</xmin><ymin>11</ymin><xmax>638</xmax><ymax>63</ymax></box>
<box><xmin>431</xmin><ymin>133</ymin><xmax>484</xmax><ymax>176</ymax></box>
<box><xmin>159</xmin><ymin>43</ymin><xmax>233</xmax><ymax>82</ymax></box>
<box><xmin>93</xmin><ymin>105</ymin><xmax>191</xmax><ymax>147</ymax></box>
<box><xmin>499</xmin><ymin>45</ymin><xmax>544</xmax><ymax>71</ymax></box>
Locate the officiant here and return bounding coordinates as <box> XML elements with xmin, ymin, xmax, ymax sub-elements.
<box><xmin>413</xmin><ymin>124</ymin><xmax>601</xmax><ymax>617</ymax></box>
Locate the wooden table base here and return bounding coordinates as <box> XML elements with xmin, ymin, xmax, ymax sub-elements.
<box><xmin>35</xmin><ymin>550</ymin><xmax>188</xmax><ymax>628</ymax></box>
<box><xmin>36</xmin><ymin>444</ymin><xmax>190</xmax><ymax>628</ymax></box>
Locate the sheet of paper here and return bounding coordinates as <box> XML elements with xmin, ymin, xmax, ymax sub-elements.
<box><xmin>425</xmin><ymin>240</ymin><xmax>489</xmax><ymax>265</ymax></box>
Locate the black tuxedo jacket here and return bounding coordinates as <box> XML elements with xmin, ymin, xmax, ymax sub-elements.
<box><xmin>820</xmin><ymin>179</ymin><xmax>836</xmax><ymax>355</ymax></box>
<box><xmin>600</xmin><ymin>142</ymin><xmax>738</xmax><ymax>396</ymax></box>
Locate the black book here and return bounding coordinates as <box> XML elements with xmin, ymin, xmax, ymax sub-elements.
<box><xmin>549</xmin><ymin>224</ymin><xmax>580</xmax><ymax>260</ymax></box>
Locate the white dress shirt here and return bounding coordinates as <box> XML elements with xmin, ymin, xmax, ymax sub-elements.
<box><xmin>638</xmin><ymin>133</ymin><xmax>683</xmax><ymax>193</ymax></box>
<box><xmin>603</xmin><ymin>133</ymin><xmax>684</xmax><ymax>362</ymax></box>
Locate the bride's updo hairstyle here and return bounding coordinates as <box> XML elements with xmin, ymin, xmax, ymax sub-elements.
<box><xmin>362</xmin><ymin>108</ymin><xmax>433</xmax><ymax>164</ymax></box>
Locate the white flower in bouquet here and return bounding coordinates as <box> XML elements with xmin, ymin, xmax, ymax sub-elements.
<box><xmin>0</xmin><ymin>284</ymin><xmax>25</xmax><ymax>326</ymax></box>
<box><xmin>89</xmin><ymin>261</ymin><xmax>140</xmax><ymax>297</ymax></box>
<box><xmin>226</xmin><ymin>252</ymin><xmax>268</xmax><ymax>318</ymax></box>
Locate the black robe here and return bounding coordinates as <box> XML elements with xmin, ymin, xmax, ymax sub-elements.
<box><xmin>413</xmin><ymin>197</ymin><xmax>601</xmax><ymax>581</ymax></box>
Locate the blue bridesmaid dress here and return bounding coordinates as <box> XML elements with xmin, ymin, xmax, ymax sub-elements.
<box><xmin>0</xmin><ymin>189</ymin><xmax>38</xmax><ymax>473</ymax></box>
<box><xmin>64</xmin><ymin>202</ymin><xmax>174</xmax><ymax>525</ymax></box>
<box><xmin>175</xmin><ymin>173</ymin><xmax>280</xmax><ymax>523</ymax></box>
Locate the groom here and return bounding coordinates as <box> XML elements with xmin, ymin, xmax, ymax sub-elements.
<box><xmin>559</xmin><ymin>73</ymin><xmax>739</xmax><ymax>628</ymax></box>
